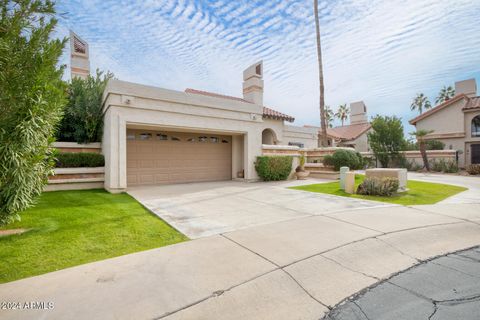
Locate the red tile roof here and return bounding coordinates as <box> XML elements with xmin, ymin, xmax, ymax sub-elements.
<box><xmin>463</xmin><ymin>96</ymin><xmax>480</xmax><ymax>111</ymax></box>
<box><xmin>409</xmin><ymin>94</ymin><xmax>467</xmax><ymax>125</ymax></box>
<box><xmin>185</xmin><ymin>88</ymin><xmax>295</xmax><ymax>122</ymax></box>
<box><xmin>304</xmin><ymin>122</ymin><xmax>372</xmax><ymax>140</ymax></box>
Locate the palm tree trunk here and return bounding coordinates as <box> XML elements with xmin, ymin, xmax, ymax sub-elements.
<box><xmin>419</xmin><ymin>140</ymin><xmax>430</xmax><ymax>171</ymax></box>
<box><xmin>314</xmin><ymin>0</ymin><xmax>328</xmax><ymax>147</ymax></box>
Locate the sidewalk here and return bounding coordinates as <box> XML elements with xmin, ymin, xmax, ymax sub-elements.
<box><xmin>1</xmin><ymin>204</ymin><xmax>479</xmax><ymax>320</ymax></box>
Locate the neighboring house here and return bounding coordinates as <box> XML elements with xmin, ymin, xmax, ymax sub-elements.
<box><xmin>69</xmin><ymin>35</ymin><xmax>318</xmax><ymax>192</ymax></box>
<box><xmin>409</xmin><ymin>79</ymin><xmax>480</xmax><ymax>168</ymax></box>
<box><xmin>307</xmin><ymin>101</ymin><xmax>372</xmax><ymax>152</ymax></box>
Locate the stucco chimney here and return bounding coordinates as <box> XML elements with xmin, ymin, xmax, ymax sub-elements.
<box><xmin>70</xmin><ymin>30</ymin><xmax>90</xmax><ymax>80</ymax></box>
<box><xmin>243</xmin><ymin>61</ymin><xmax>264</xmax><ymax>105</ymax></box>
<box><xmin>350</xmin><ymin>101</ymin><xmax>368</xmax><ymax>125</ymax></box>
<box><xmin>455</xmin><ymin>79</ymin><xmax>477</xmax><ymax>98</ymax></box>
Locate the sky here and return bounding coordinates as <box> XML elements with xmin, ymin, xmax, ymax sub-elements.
<box><xmin>55</xmin><ymin>0</ymin><xmax>480</xmax><ymax>133</ymax></box>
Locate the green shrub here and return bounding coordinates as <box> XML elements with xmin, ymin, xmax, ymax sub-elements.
<box><xmin>55</xmin><ymin>152</ymin><xmax>105</xmax><ymax>168</ymax></box>
<box><xmin>430</xmin><ymin>159</ymin><xmax>459</xmax><ymax>173</ymax></box>
<box><xmin>356</xmin><ymin>177</ymin><xmax>399</xmax><ymax>196</ymax></box>
<box><xmin>255</xmin><ymin>156</ymin><xmax>292</xmax><ymax>181</ymax></box>
<box><xmin>426</xmin><ymin>140</ymin><xmax>445</xmax><ymax>150</ymax></box>
<box><xmin>322</xmin><ymin>149</ymin><xmax>364</xmax><ymax>171</ymax></box>
<box><xmin>466</xmin><ymin>164</ymin><xmax>480</xmax><ymax>175</ymax></box>
<box><xmin>0</xmin><ymin>1</ymin><xmax>67</xmax><ymax>226</ymax></box>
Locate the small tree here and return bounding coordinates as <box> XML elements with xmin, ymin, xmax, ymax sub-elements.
<box><xmin>368</xmin><ymin>115</ymin><xmax>405</xmax><ymax>167</ymax></box>
<box><xmin>410</xmin><ymin>129</ymin><xmax>434</xmax><ymax>171</ymax></box>
<box><xmin>57</xmin><ymin>70</ymin><xmax>113</xmax><ymax>143</ymax></box>
<box><xmin>0</xmin><ymin>0</ymin><xmax>67</xmax><ymax>225</ymax></box>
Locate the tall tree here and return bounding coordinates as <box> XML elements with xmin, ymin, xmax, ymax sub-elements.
<box><xmin>367</xmin><ymin>115</ymin><xmax>406</xmax><ymax>168</ymax></box>
<box><xmin>335</xmin><ymin>104</ymin><xmax>349</xmax><ymax>126</ymax></box>
<box><xmin>410</xmin><ymin>129</ymin><xmax>434</xmax><ymax>171</ymax></box>
<box><xmin>435</xmin><ymin>85</ymin><xmax>455</xmax><ymax>104</ymax></box>
<box><xmin>324</xmin><ymin>105</ymin><xmax>334</xmax><ymax>128</ymax></box>
<box><xmin>0</xmin><ymin>0</ymin><xmax>67</xmax><ymax>225</ymax></box>
<box><xmin>314</xmin><ymin>0</ymin><xmax>328</xmax><ymax>147</ymax></box>
<box><xmin>410</xmin><ymin>93</ymin><xmax>432</xmax><ymax>114</ymax></box>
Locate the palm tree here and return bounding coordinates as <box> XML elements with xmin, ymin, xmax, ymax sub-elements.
<box><xmin>435</xmin><ymin>86</ymin><xmax>455</xmax><ymax>104</ymax></box>
<box><xmin>324</xmin><ymin>105</ymin><xmax>334</xmax><ymax>128</ymax></box>
<box><xmin>410</xmin><ymin>129</ymin><xmax>434</xmax><ymax>171</ymax></box>
<box><xmin>410</xmin><ymin>93</ymin><xmax>432</xmax><ymax>114</ymax></box>
<box><xmin>335</xmin><ymin>104</ymin><xmax>349</xmax><ymax>126</ymax></box>
<box><xmin>314</xmin><ymin>0</ymin><xmax>327</xmax><ymax>147</ymax></box>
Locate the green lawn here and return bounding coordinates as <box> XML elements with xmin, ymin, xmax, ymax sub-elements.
<box><xmin>0</xmin><ymin>190</ymin><xmax>187</xmax><ymax>283</ymax></box>
<box><xmin>290</xmin><ymin>175</ymin><xmax>467</xmax><ymax>206</ymax></box>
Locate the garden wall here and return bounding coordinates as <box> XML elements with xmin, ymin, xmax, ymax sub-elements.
<box><xmin>360</xmin><ymin>150</ymin><xmax>457</xmax><ymax>168</ymax></box>
<box><xmin>46</xmin><ymin>142</ymin><xmax>104</xmax><ymax>191</ymax></box>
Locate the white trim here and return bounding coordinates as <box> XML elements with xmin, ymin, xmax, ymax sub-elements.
<box><xmin>53</xmin><ymin>142</ymin><xmax>101</xmax><ymax>149</ymax></box>
<box><xmin>48</xmin><ymin>177</ymin><xmax>104</xmax><ymax>184</ymax></box>
<box><xmin>54</xmin><ymin>167</ymin><xmax>105</xmax><ymax>174</ymax></box>
<box><xmin>262</xmin><ymin>144</ymin><xmax>299</xmax><ymax>150</ymax></box>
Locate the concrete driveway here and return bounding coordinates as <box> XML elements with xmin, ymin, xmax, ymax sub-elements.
<box><xmin>127</xmin><ymin>179</ymin><xmax>391</xmax><ymax>238</ymax></box>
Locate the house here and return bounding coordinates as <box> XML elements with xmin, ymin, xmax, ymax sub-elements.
<box><xmin>409</xmin><ymin>79</ymin><xmax>480</xmax><ymax>168</ymax></box>
<box><xmin>307</xmin><ymin>101</ymin><xmax>372</xmax><ymax>152</ymax></box>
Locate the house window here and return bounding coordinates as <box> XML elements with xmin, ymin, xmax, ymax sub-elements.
<box><xmin>187</xmin><ymin>138</ymin><xmax>195</xmax><ymax>142</ymax></box>
<box><xmin>472</xmin><ymin>115</ymin><xmax>480</xmax><ymax>137</ymax></box>
<box><xmin>222</xmin><ymin>139</ymin><xmax>229</xmax><ymax>144</ymax></box>
<box><xmin>156</xmin><ymin>134</ymin><xmax>168</xmax><ymax>140</ymax></box>
<box><xmin>199</xmin><ymin>136</ymin><xmax>208</xmax><ymax>142</ymax></box>
<box><xmin>139</xmin><ymin>133</ymin><xmax>152</xmax><ymax>140</ymax></box>
<box><xmin>210</xmin><ymin>137</ymin><xmax>219</xmax><ymax>143</ymax></box>
<box><xmin>171</xmin><ymin>136</ymin><xmax>181</xmax><ymax>141</ymax></box>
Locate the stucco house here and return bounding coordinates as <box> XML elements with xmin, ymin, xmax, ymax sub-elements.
<box><xmin>409</xmin><ymin>78</ymin><xmax>480</xmax><ymax>168</ymax></box>
<box><xmin>306</xmin><ymin>101</ymin><xmax>372</xmax><ymax>152</ymax></box>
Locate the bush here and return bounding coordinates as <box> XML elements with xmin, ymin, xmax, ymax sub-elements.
<box><xmin>0</xmin><ymin>1</ymin><xmax>67</xmax><ymax>226</ymax></box>
<box><xmin>57</xmin><ymin>70</ymin><xmax>113</xmax><ymax>143</ymax></box>
<box><xmin>322</xmin><ymin>149</ymin><xmax>364</xmax><ymax>171</ymax></box>
<box><xmin>255</xmin><ymin>156</ymin><xmax>292</xmax><ymax>181</ymax></box>
<box><xmin>426</xmin><ymin>140</ymin><xmax>445</xmax><ymax>150</ymax></box>
<box><xmin>466</xmin><ymin>164</ymin><xmax>480</xmax><ymax>175</ymax></box>
<box><xmin>356</xmin><ymin>177</ymin><xmax>399</xmax><ymax>196</ymax></box>
<box><xmin>430</xmin><ymin>159</ymin><xmax>459</xmax><ymax>173</ymax></box>
<box><xmin>55</xmin><ymin>152</ymin><xmax>105</xmax><ymax>168</ymax></box>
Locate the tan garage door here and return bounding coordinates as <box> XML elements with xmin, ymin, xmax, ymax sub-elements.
<box><xmin>127</xmin><ymin>130</ymin><xmax>232</xmax><ymax>186</ymax></box>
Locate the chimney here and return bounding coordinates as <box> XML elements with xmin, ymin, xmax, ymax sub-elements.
<box><xmin>243</xmin><ymin>61</ymin><xmax>264</xmax><ymax>105</ymax></box>
<box><xmin>70</xmin><ymin>30</ymin><xmax>90</xmax><ymax>80</ymax></box>
<box><xmin>455</xmin><ymin>79</ymin><xmax>477</xmax><ymax>98</ymax></box>
<box><xmin>350</xmin><ymin>101</ymin><xmax>368</xmax><ymax>125</ymax></box>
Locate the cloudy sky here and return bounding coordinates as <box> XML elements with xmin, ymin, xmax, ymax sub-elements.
<box><xmin>56</xmin><ymin>0</ymin><xmax>480</xmax><ymax>132</ymax></box>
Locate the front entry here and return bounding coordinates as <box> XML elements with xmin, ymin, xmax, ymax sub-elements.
<box><xmin>472</xmin><ymin>144</ymin><xmax>480</xmax><ymax>164</ymax></box>
<box><xmin>127</xmin><ymin>129</ymin><xmax>232</xmax><ymax>186</ymax></box>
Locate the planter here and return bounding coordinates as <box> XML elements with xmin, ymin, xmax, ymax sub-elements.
<box><xmin>295</xmin><ymin>171</ymin><xmax>310</xmax><ymax>180</ymax></box>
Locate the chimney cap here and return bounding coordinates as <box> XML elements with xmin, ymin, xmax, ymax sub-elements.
<box><xmin>243</xmin><ymin>61</ymin><xmax>263</xmax><ymax>80</ymax></box>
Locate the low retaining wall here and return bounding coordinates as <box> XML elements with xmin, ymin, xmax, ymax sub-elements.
<box><xmin>361</xmin><ymin>150</ymin><xmax>458</xmax><ymax>167</ymax></box>
<box><xmin>45</xmin><ymin>167</ymin><xmax>105</xmax><ymax>191</ymax></box>
<box><xmin>53</xmin><ymin>142</ymin><xmax>102</xmax><ymax>154</ymax></box>
<box><xmin>47</xmin><ymin>141</ymin><xmax>104</xmax><ymax>191</ymax></box>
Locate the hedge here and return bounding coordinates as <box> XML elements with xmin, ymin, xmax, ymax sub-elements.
<box><xmin>255</xmin><ymin>156</ymin><xmax>292</xmax><ymax>181</ymax></box>
<box><xmin>55</xmin><ymin>152</ymin><xmax>105</xmax><ymax>168</ymax></box>
<box><xmin>322</xmin><ymin>149</ymin><xmax>365</xmax><ymax>171</ymax></box>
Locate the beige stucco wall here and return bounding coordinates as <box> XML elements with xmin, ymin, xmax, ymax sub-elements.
<box><xmin>283</xmin><ymin>125</ymin><xmax>318</xmax><ymax>148</ymax></box>
<box><xmin>103</xmin><ymin>80</ymin><xmax>294</xmax><ymax>192</ymax></box>
<box><xmin>415</xmin><ymin>98</ymin><xmax>466</xmax><ymax>135</ymax></box>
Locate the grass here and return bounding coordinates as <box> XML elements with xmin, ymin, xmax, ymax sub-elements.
<box><xmin>0</xmin><ymin>189</ymin><xmax>188</xmax><ymax>284</ymax></box>
<box><xmin>290</xmin><ymin>175</ymin><xmax>467</xmax><ymax>206</ymax></box>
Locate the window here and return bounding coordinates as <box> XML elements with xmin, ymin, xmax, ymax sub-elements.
<box><xmin>171</xmin><ymin>136</ymin><xmax>181</xmax><ymax>141</ymax></box>
<box><xmin>256</xmin><ymin>64</ymin><xmax>262</xmax><ymax>75</ymax></box>
<box><xmin>127</xmin><ymin>134</ymin><xmax>135</xmax><ymax>140</ymax></box>
<box><xmin>472</xmin><ymin>115</ymin><xmax>480</xmax><ymax>137</ymax></box>
<box><xmin>139</xmin><ymin>133</ymin><xmax>152</xmax><ymax>140</ymax></box>
<box><xmin>210</xmin><ymin>137</ymin><xmax>219</xmax><ymax>143</ymax></box>
<box><xmin>222</xmin><ymin>139</ymin><xmax>229</xmax><ymax>144</ymax></box>
<box><xmin>156</xmin><ymin>134</ymin><xmax>168</xmax><ymax>140</ymax></box>
<box><xmin>199</xmin><ymin>136</ymin><xmax>208</xmax><ymax>142</ymax></box>
<box><xmin>187</xmin><ymin>138</ymin><xmax>195</xmax><ymax>142</ymax></box>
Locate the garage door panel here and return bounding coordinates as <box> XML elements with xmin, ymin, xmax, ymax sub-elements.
<box><xmin>127</xmin><ymin>130</ymin><xmax>232</xmax><ymax>186</ymax></box>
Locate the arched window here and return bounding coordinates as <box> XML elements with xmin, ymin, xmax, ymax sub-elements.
<box><xmin>262</xmin><ymin>129</ymin><xmax>277</xmax><ymax>145</ymax></box>
<box><xmin>472</xmin><ymin>115</ymin><xmax>480</xmax><ymax>137</ymax></box>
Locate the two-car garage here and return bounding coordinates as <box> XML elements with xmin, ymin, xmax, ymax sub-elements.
<box><xmin>126</xmin><ymin>129</ymin><xmax>232</xmax><ymax>186</ymax></box>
